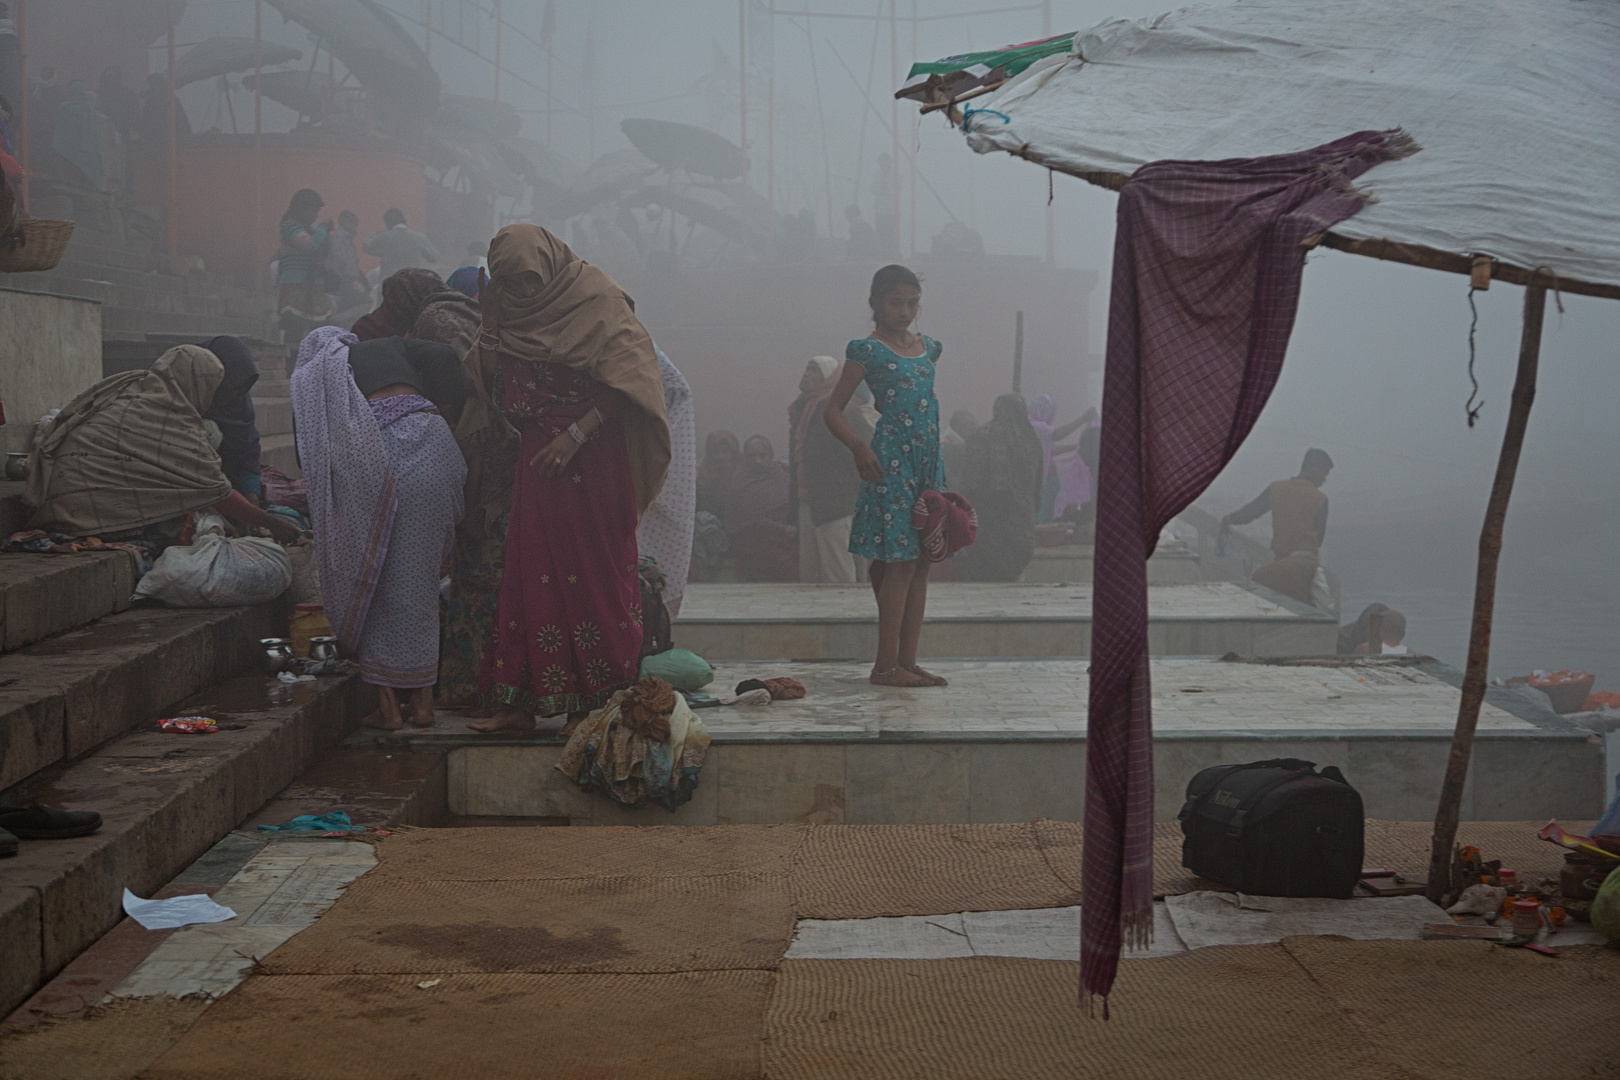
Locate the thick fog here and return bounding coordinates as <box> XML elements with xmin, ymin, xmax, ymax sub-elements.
<box><xmin>172</xmin><ymin>0</ymin><xmax>1620</xmax><ymax>685</ymax></box>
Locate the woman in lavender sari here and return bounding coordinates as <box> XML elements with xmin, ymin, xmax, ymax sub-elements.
<box><xmin>292</xmin><ymin>327</ymin><xmax>469</xmax><ymax>729</ymax></box>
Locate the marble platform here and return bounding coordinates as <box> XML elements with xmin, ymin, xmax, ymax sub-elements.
<box><xmin>673</xmin><ymin>581</ymin><xmax>1335</xmax><ymax>660</ymax></box>
<box><xmin>1020</xmin><ymin>545</ymin><xmax>1202</xmax><ymax>584</ymax></box>
<box><xmin>404</xmin><ymin>657</ymin><xmax>1603</xmax><ymax>828</ymax></box>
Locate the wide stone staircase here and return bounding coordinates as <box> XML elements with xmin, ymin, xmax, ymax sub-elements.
<box><xmin>0</xmin><ymin>530</ymin><xmax>381</xmax><ymax>1018</ymax></box>
<box><xmin>0</xmin><ymin>344</ymin><xmax>321</xmax><ymax>1019</ymax></box>
<box><xmin>0</xmin><ymin>217</ymin><xmax>274</xmax><ymax>345</ymax></box>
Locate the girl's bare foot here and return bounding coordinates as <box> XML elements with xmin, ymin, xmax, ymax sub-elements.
<box><xmin>870</xmin><ymin>666</ymin><xmax>930</xmax><ymax>688</ymax></box>
<box><xmin>908</xmin><ymin>665</ymin><xmax>949</xmax><ymax>687</ymax></box>
<box><xmin>408</xmin><ymin>688</ymin><xmax>436</xmax><ymax>728</ymax></box>
<box><xmin>467</xmin><ymin>705</ymin><xmax>536</xmax><ymax>733</ymax></box>
<box><xmin>557</xmin><ymin>710</ymin><xmax>589</xmax><ymax>738</ymax></box>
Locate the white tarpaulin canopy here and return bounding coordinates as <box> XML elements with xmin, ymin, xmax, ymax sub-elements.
<box><xmin>956</xmin><ymin>0</ymin><xmax>1620</xmax><ymax>291</ymax></box>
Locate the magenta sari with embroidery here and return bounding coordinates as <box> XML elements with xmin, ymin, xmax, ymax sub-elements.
<box><xmin>480</xmin><ymin>358</ymin><xmax>643</xmax><ymax>716</ymax></box>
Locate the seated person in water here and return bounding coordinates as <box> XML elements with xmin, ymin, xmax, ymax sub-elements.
<box><xmin>1220</xmin><ymin>448</ymin><xmax>1333</xmax><ymax>606</ymax></box>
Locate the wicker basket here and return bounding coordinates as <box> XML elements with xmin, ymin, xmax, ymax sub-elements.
<box><xmin>0</xmin><ymin>219</ymin><xmax>76</xmax><ymax>274</ymax></box>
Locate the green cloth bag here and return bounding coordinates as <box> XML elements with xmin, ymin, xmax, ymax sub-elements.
<box><xmin>1592</xmin><ymin>861</ymin><xmax>1620</xmax><ymax>945</ymax></box>
<box><xmin>639</xmin><ymin>648</ymin><xmax>714</xmax><ymax>693</ymax></box>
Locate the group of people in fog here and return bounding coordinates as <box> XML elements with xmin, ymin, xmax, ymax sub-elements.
<box><xmin>19</xmin><ymin>202</ymin><xmax>1106</xmax><ymax>717</ymax></box>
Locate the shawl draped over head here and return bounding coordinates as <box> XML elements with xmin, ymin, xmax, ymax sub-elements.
<box><xmin>26</xmin><ymin>345</ymin><xmax>233</xmax><ymax>534</ymax></box>
<box><xmin>1027</xmin><ymin>393</ymin><xmax>1058</xmax><ymax>475</ymax></box>
<box><xmin>347</xmin><ymin>337</ymin><xmax>473</xmax><ymax>427</ymax></box>
<box><xmin>723</xmin><ymin>445</ymin><xmax>789</xmax><ymax>529</ymax></box>
<box><xmin>446</xmin><ymin>265</ymin><xmax>482</xmax><ymax>298</ymax></box>
<box><xmin>959</xmin><ymin>394</ymin><xmax>1045</xmax><ymax>509</ymax></box>
<box><xmin>352</xmin><ymin>268</ymin><xmax>449</xmax><ymax>341</ymax></box>
<box><xmin>200</xmin><ymin>335</ymin><xmax>262</xmax><ymax>489</ymax></box>
<box><xmin>637</xmin><ymin>346</ymin><xmax>697</xmax><ymax>607</ymax></box>
<box><xmin>1083</xmin><ymin>129</ymin><xmax>1416</xmax><ymax>1010</ymax></box>
<box><xmin>290</xmin><ymin>326</ymin><xmax>398</xmax><ymax>648</ymax></box>
<box><xmin>475</xmin><ymin>223</ymin><xmax>670</xmax><ymax>515</ymax></box>
<box><xmin>697</xmin><ymin>430</ymin><xmax>741</xmax><ymax>508</ymax></box>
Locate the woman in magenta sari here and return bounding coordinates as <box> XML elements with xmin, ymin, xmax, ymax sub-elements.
<box><xmin>467</xmin><ymin>225</ymin><xmax>670</xmax><ymax>734</ymax></box>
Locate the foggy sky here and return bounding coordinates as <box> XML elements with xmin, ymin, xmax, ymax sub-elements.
<box><xmin>167</xmin><ymin>1</ymin><xmax>1620</xmax><ymax>685</ymax></box>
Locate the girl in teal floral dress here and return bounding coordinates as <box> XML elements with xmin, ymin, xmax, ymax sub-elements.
<box><xmin>824</xmin><ymin>265</ymin><xmax>948</xmax><ymax>688</ymax></box>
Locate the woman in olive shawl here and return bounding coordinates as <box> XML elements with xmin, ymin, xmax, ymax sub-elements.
<box><xmin>950</xmin><ymin>393</ymin><xmax>1044</xmax><ymax>581</ymax></box>
<box><xmin>466</xmin><ymin>224</ymin><xmax>670</xmax><ymax>734</ymax></box>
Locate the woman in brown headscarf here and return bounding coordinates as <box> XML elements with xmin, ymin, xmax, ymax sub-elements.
<box><xmin>467</xmin><ymin>224</ymin><xmax>670</xmax><ymax>734</ymax></box>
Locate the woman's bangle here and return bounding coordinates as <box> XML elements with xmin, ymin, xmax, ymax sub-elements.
<box><xmin>477</xmin><ymin>327</ymin><xmax>500</xmax><ymax>351</ymax></box>
<box><xmin>567</xmin><ymin>422</ymin><xmax>588</xmax><ymax>446</ymax></box>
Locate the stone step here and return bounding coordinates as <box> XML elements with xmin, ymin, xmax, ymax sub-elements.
<box><xmin>252</xmin><ymin>397</ymin><xmax>293</xmax><ymax>439</ymax></box>
<box><xmin>0</xmin><ymin>603</ymin><xmax>278</xmax><ymax>794</ymax></box>
<box><xmin>0</xmin><ymin>552</ymin><xmax>135</xmax><ymax>654</ymax></box>
<box><xmin>260</xmin><ymin>434</ymin><xmax>301</xmax><ymax>480</ymax></box>
<box><xmin>0</xmin><ymin>670</ymin><xmax>371</xmax><ymax>1018</ymax></box>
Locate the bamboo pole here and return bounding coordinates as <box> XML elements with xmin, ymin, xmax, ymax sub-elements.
<box><xmin>1425</xmin><ymin>284</ymin><xmax>1546</xmax><ymax>903</ymax></box>
<box><xmin>166</xmin><ymin>0</ymin><xmax>178</xmax><ymax>257</ymax></box>
<box><xmin>908</xmin><ymin>0</ymin><xmax>916</xmax><ymax>256</ymax></box>
<box><xmin>493</xmin><ymin>0</ymin><xmax>502</xmax><ymax>105</ymax></box>
<box><xmin>253</xmin><ymin>0</ymin><xmax>263</xmax><ymax>291</ymax></box>
<box><xmin>1012</xmin><ymin>309</ymin><xmax>1024</xmax><ymax>393</ymax></box>
<box><xmin>739</xmin><ymin>0</ymin><xmax>748</xmax><ymax>263</ymax></box>
<box><xmin>15</xmin><ymin>0</ymin><xmax>25</xmax><ymax>210</ymax></box>
<box><xmin>1042</xmin><ymin>0</ymin><xmax>1054</xmax><ymax>265</ymax></box>
<box><xmin>888</xmin><ymin>0</ymin><xmax>899</xmax><ymax>257</ymax></box>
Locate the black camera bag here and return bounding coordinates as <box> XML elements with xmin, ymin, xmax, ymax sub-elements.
<box><xmin>1178</xmin><ymin>758</ymin><xmax>1364</xmax><ymax>898</ymax></box>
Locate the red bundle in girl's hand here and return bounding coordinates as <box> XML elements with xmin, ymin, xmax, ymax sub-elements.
<box><xmin>160</xmin><ymin>716</ymin><xmax>219</xmax><ymax>734</ymax></box>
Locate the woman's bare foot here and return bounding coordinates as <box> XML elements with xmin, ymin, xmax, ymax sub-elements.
<box><xmin>557</xmin><ymin>710</ymin><xmax>589</xmax><ymax>738</ymax></box>
<box><xmin>362</xmin><ymin>687</ymin><xmax>406</xmax><ymax>730</ymax></box>
<box><xmin>467</xmin><ymin>706</ymin><xmax>536</xmax><ymax>733</ymax></box>
<box><xmin>870</xmin><ymin>666</ymin><xmax>931</xmax><ymax>688</ymax></box>
<box><xmin>407</xmin><ymin>688</ymin><xmax>436</xmax><ymax>728</ymax></box>
<box><xmin>907</xmin><ymin>665</ymin><xmax>949</xmax><ymax>687</ymax></box>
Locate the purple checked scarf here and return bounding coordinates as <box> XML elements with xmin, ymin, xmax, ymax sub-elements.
<box><xmin>290</xmin><ymin>326</ymin><xmax>398</xmax><ymax>648</ymax></box>
<box><xmin>1084</xmin><ymin>129</ymin><xmax>1416</xmax><ymax>1011</ymax></box>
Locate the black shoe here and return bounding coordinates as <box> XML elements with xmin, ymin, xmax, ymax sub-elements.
<box><xmin>0</xmin><ymin>826</ymin><xmax>15</xmax><ymax>857</ymax></box>
<box><xmin>0</xmin><ymin>803</ymin><xmax>103</xmax><ymax>840</ymax></box>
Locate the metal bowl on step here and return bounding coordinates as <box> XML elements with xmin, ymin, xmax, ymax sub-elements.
<box><xmin>308</xmin><ymin>636</ymin><xmax>339</xmax><ymax>663</ymax></box>
<box><xmin>4</xmin><ymin>453</ymin><xmax>29</xmax><ymax>481</ymax></box>
<box><xmin>259</xmin><ymin>637</ymin><xmax>294</xmax><ymax>674</ymax></box>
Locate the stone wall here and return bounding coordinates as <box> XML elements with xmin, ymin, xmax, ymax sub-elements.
<box><xmin>0</xmin><ymin>287</ymin><xmax>104</xmax><ymax>455</ymax></box>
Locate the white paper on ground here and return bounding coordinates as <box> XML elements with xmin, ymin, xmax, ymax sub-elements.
<box><xmin>785</xmin><ymin>903</ymin><xmax>1189</xmax><ymax>961</ymax></box>
<box><xmin>122</xmin><ymin>888</ymin><xmax>238</xmax><ymax>930</ymax></box>
<box><xmin>1165</xmin><ymin>891</ymin><xmax>1446</xmax><ymax>949</ymax></box>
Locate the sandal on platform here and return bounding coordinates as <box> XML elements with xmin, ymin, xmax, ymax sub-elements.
<box><xmin>0</xmin><ymin>803</ymin><xmax>103</xmax><ymax>840</ymax></box>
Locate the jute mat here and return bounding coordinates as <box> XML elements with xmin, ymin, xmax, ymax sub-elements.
<box><xmin>141</xmin><ymin>971</ymin><xmax>772</xmax><ymax>1080</ymax></box>
<box><xmin>1360</xmin><ymin>820</ymin><xmax>1594</xmax><ymax>886</ymax></box>
<box><xmin>0</xmin><ymin>998</ymin><xmax>208</xmax><ymax>1080</ymax></box>
<box><xmin>370</xmin><ymin>823</ymin><xmax>806</xmax><ymax>882</ymax></box>
<box><xmin>1281</xmin><ymin>938</ymin><xmax>1620</xmax><ymax>1080</ymax></box>
<box><xmin>1031</xmin><ymin>819</ymin><xmax>1220</xmax><ymax>897</ymax></box>
<box><xmin>260</xmin><ymin>871</ymin><xmax>795</xmax><ymax>974</ymax></box>
<box><xmin>790</xmin><ymin>823</ymin><xmax>1081</xmax><ymax>918</ymax></box>
<box><xmin>764</xmin><ymin>951</ymin><xmax>1396</xmax><ymax>1080</ymax></box>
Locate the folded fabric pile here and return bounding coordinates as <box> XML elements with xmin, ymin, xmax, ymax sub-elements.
<box><xmin>556</xmin><ymin>677</ymin><xmax>712</xmax><ymax>811</ymax></box>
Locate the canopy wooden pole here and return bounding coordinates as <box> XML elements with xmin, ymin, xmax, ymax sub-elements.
<box><xmin>15</xmin><ymin>0</ymin><xmax>26</xmax><ymax>210</ymax></box>
<box><xmin>1012</xmin><ymin>309</ymin><xmax>1025</xmax><ymax>393</ymax></box>
<box><xmin>253</xmin><ymin>0</ymin><xmax>263</xmax><ymax>291</ymax></box>
<box><xmin>1426</xmin><ymin>283</ymin><xmax>1545</xmax><ymax>903</ymax></box>
<box><xmin>166</xmin><ymin>0</ymin><xmax>178</xmax><ymax>258</ymax></box>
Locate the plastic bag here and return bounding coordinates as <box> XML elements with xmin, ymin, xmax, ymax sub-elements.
<box><xmin>134</xmin><ymin>515</ymin><xmax>293</xmax><ymax>608</ymax></box>
<box><xmin>639</xmin><ymin>648</ymin><xmax>714</xmax><ymax>692</ymax></box>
